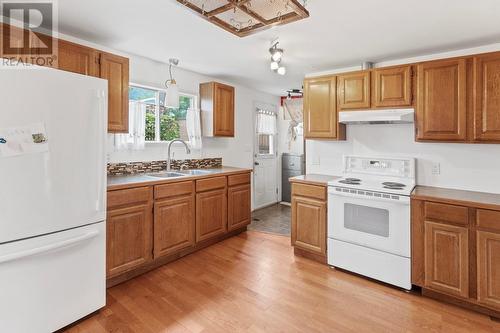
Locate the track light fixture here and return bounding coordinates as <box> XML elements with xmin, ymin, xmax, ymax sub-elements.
<box><xmin>269</xmin><ymin>40</ymin><xmax>286</xmax><ymax>76</ymax></box>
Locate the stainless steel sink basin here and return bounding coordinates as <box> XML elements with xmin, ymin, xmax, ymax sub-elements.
<box><xmin>179</xmin><ymin>169</ymin><xmax>214</xmax><ymax>175</ymax></box>
<box><xmin>147</xmin><ymin>172</ymin><xmax>187</xmax><ymax>178</ymax></box>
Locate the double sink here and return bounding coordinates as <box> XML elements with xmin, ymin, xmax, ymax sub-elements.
<box><xmin>146</xmin><ymin>169</ymin><xmax>214</xmax><ymax>179</ymax></box>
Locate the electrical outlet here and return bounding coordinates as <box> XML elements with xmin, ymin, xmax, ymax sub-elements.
<box><xmin>432</xmin><ymin>162</ymin><xmax>441</xmax><ymax>175</ymax></box>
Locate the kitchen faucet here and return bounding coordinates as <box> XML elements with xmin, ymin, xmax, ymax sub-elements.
<box><xmin>166</xmin><ymin>139</ymin><xmax>191</xmax><ymax>171</ymax></box>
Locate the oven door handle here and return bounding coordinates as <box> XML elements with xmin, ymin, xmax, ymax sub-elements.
<box><xmin>328</xmin><ymin>189</ymin><xmax>410</xmax><ymax>204</ymax></box>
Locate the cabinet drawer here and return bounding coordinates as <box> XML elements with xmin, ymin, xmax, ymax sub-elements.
<box><xmin>196</xmin><ymin>176</ymin><xmax>227</xmax><ymax>192</ymax></box>
<box><xmin>108</xmin><ymin>186</ymin><xmax>152</xmax><ymax>209</ymax></box>
<box><xmin>155</xmin><ymin>181</ymin><xmax>194</xmax><ymax>200</ymax></box>
<box><xmin>292</xmin><ymin>183</ymin><xmax>326</xmax><ymax>201</ymax></box>
<box><xmin>424</xmin><ymin>202</ymin><xmax>468</xmax><ymax>226</ymax></box>
<box><xmin>228</xmin><ymin>172</ymin><xmax>251</xmax><ymax>187</ymax></box>
<box><xmin>476</xmin><ymin>209</ymin><xmax>500</xmax><ymax>233</ymax></box>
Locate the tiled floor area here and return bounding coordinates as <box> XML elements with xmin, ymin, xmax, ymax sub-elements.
<box><xmin>248</xmin><ymin>203</ymin><xmax>291</xmax><ymax>236</ymax></box>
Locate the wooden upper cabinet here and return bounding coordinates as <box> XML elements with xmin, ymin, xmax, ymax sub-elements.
<box><xmin>100</xmin><ymin>52</ymin><xmax>129</xmax><ymax>133</ymax></box>
<box><xmin>303</xmin><ymin>76</ymin><xmax>340</xmax><ymax>139</ymax></box>
<box><xmin>416</xmin><ymin>59</ymin><xmax>467</xmax><ymax>141</ymax></box>
<box><xmin>200</xmin><ymin>82</ymin><xmax>235</xmax><ymax>137</ymax></box>
<box><xmin>372</xmin><ymin>66</ymin><xmax>412</xmax><ymax>107</ymax></box>
<box><xmin>424</xmin><ymin>221</ymin><xmax>469</xmax><ymax>298</ymax></box>
<box><xmin>473</xmin><ymin>53</ymin><xmax>500</xmax><ymax>142</ymax></box>
<box><xmin>57</xmin><ymin>39</ymin><xmax>99</xmax><ymax>77</ymax></box>
<box><xmin>338</xmin><ymin>71</ymin><xmax>371</xmax><ymax>109</ymax></box>
<box><xmin>477</xmin><ymin>230</ymin><xmax>500</xmax><ymax>311</ymax></box>
<box><xmin>154</xmin><ymin>194</ymin><xmax>195</xmax><ymax>258</ymax></box>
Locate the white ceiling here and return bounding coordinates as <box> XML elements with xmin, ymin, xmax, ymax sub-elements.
<box><xmin>58</xmin><ymin>0</ymin><xmax>500</xmax><ymax>96</ymax></box>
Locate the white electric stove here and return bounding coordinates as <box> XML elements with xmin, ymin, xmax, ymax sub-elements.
<box><xmin>327</xmin><ymin>155</ymin><xmax>416</xmax><ymax>290</ymax></box>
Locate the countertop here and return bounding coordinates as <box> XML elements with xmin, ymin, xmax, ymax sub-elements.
<box><xmin>411</xmin><ymin>185</ymin><xmax>500</xmax><ymax>211</ymax></box>
<box><xmin>289</xmin><ymin>174</ymin><xmax>341</xmax><ymax>186</ymax></box>
<box><xmin>108</xmin><ymin>166</ymin><xmax>252</xmax><ymax>191</ymax></box>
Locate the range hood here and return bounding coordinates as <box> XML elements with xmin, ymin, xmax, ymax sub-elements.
<box><xmin>339</xmin><ymin>108</ymin><xmax>415</xmax><ymax>124</ymax></box>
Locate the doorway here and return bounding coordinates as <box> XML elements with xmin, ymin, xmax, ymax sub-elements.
<box><xmin>253</xmin><ymin>107</ymin><xmax>278</xmax><ymax>209</ymax></box>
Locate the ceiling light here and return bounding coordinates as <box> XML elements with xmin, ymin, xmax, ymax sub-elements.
<box><xmin>277</xmin><ymin>66</ymin><xmax>286</xmax><ymax>75</ymax></box>
<box><xmin>164</xmin><ymin>58</ymin><xmax>180</xmax><ymax>108</ymax></box>
<box><xmin>271</xmin><ymin>49</ymin><xmax>283</xmax><ymax>62</ymax></box>
<box><xmin>270</xmin><ymin>61</ymin><xmax>279</xmax><ymax>70</ymax></box>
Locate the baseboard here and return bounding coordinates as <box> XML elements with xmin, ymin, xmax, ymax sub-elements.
<box><xmin>294</xmin><ymin>247</ymin><xmax>327</xmax><ymax>264</ymax></box>
<box><xmin>422</xmin><ymin>288</ymin><xmax>500</xmax><ymax>320</ymax></box>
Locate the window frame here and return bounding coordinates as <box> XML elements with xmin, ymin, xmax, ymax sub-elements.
<box><xmin>129</xmin><ymin>83</ymin><xmax>197</xmax><ymax>144</ymax></box>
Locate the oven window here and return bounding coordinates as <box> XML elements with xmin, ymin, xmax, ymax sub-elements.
<box><xmin>344</xmin><ymin>203</ymin><xmax>389</xmax><ymax>237</ymax></box>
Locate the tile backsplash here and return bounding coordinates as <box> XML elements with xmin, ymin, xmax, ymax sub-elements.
<box><xmin>107</xmin><ymin>158</ymin><xmax>223</xmax><ymax>176</ymax></box>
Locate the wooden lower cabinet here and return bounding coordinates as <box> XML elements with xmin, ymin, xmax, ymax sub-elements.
<box><xmin>292</xmin><ymin>196</ymin><xmax>326</xmax><ymax>255</ymax></box>
<box><xmin>106</xmin><ymin>172</ymin><xmax>251</xmax><ymax>285</ymax></box>
<box><xmin>290</xmin><ymin>182</ymin><xmax>327</xmax><ymax>262</ymax></box>
<box><xmin>477</xmin><ymin>230</ymin><xmax>500</xmax><ymax>310</ymax></box>
<box><xmin>154</xmin><ymin>194</ymin><xmax>195</xmax><ymax>258</ymax></box>
<box><xmin>424</xmin><ymin>221</ymin><xmax>469</xmax><ymax>298</ymax></box>
<box><xmin>196</xmin><ymin>188</ymin><xmax>227</xmax><ymax>242</ymax></box>
<box><xmin>412</xmin><ymin>193</ymin><xmax>500</xmax><ymax>318</ymax></box>
<box><xmin>228</xmin><ymin>184</ymin><xmax>251</xmax><ymax>231</ymax></box>
<box><xmin>106</xmin><ymin>203</ymin><xmax>153</xmax><ymax>277</ymax></box>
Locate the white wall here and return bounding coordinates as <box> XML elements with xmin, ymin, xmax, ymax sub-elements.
<box><xmin>307</xmin><ymin>124</ymin><xmax>500</xmax><ymax>194</ymax></box>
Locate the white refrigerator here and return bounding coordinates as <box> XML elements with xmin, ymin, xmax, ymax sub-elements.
<box><xmin>0</xmin><ymin>63</ymin><xmax>107</xmax><ymax>332</ymax></box>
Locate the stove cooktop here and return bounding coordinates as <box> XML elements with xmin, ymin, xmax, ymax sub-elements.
<box><xmin>329</xmin><ymin>177</ymin><xmax>415</xmax><ymax>196</ymax></box>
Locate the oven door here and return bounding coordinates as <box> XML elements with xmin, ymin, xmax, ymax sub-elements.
<box><xmin>328</xmin><ymin>188</ymin><xmax>410</xmax><ymax>257</ymax></box>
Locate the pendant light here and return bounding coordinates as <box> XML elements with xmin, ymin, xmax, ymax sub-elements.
<box><xmin>164</xmin><ymin>58</ymin><xmax>180</xmax><ymax>108</ymax></box>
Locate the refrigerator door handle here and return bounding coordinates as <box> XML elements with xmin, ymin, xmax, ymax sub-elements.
<box><xmin>0</xmin><ymin>230</ymin><xmax>99</xmax><ymax>264</ymax></box>
<box><xmin>95</xmin><ymin>89</ymin><xmax>106</xmax><ymax>213</ymax></box>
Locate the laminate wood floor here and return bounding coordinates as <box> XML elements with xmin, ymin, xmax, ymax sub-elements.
<box><xmin>65</xmin><ymin>231</ymin><xmax>500</xmax><ymax>333</ymax></box>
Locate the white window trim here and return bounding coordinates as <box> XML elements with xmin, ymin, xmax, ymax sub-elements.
<box><xmin>130</xmin><ymin>83</ymin><xmax>198</xmax><ymax>144</ymax></box>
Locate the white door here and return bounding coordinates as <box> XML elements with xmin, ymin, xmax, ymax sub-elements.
<box><xmin>254</xmin><ymin>108</ymin><xmax>278</xmax><ymax>209</ymax></box>
<box><xmin>0</xmin><ymin>64</ymin><xmax>107</xmax><ymax>243</ymax></box>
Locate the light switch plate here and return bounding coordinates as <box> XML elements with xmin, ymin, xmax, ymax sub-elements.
<box><xmin>432</xmin><ymin>162</ymin><xmax>441</xmax><ymax>175</ymax></box>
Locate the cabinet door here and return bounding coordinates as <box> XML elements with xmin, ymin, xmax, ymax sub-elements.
<box><xmin>291</xmin><ymin>196</ymin><xmax>326</xmax><ymax>255</ymax></box>
<box><xmin>213</xmin><ymin>82</ymin><xmax>235</xmax><ymax>137</ymax></box>
<box><xmin>100</xmin><ymin>52</ymin><xmax>129</xmax><ymax>133</ymax></box>
<box><xmin>473</xmin><ymin>53</ymin><xmax>500</xmax><ymax>142</ymax></box>
<box><xmin>372</xmin><ymin>66</ymin><xmax>412</xmax><ymax>107</ymax></box>
<box><xmin>416</xmin><ymin>59</ymin><xmax>467</xmax><ymax>141</ymax></box>
<box><xmin>106</xmin><ymin>204</ymin><xmax>153</xmax><ymax>277</ymax></box>
<box><xmin>154</xmin><ymin>195</ymin><xmax>195</xmax><ymax>258</ymax></box>
<box><xmin>196</xmin><ymin>188</ymin><xmax>227</xmax><ymax>242</ymax></box>
<box><xmin>304</xmin><ymin>76</ymin><xmax>338</xmax><ymax>138</ymax></box>
<box><xmin>1</xmin><ymin>23</ymin><xmax>37</xmax><ymax>63</ymax></box>
<box><xmin>338</xmin><ymin>71</ymin><xmax>370</xmax><ymax>109</ymax></box>
<box><xmin>477</xmin><ymin>230</ymin><xmax>500</xmax><ymax>310</ymax></box>
<box><xmin>228</xmin><ymin>184</ymin><xmax>251</xmax><ymax>231</ymax></box>
<box><xmin>58</xmin><ymin>39</ymin><xmax>99</xmax><ymax>76</ymax></box>
<box><xmin>424</xmin><ymin>221</ymin><xmax>469</xmax><ymax>298</ymax></box>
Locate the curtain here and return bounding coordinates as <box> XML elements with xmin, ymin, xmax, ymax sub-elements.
<box><xmin>115</xmin><ymin>101</ymin><xmax>146</xmax><ymax>151</ymax></box>
<box><xmin>186</xmin><ymin>108</ymin><xmax>202</xmax><ymax>150</ymax></box>
<box><xmin>283</xmin><ymin>98</ymin><xmax>303</xmax><ymax>149</ymax></box>
<box><xmin>256</xmin><ymin>109</ymin><xmax>277</xmax><ymax>134</ymax></box>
